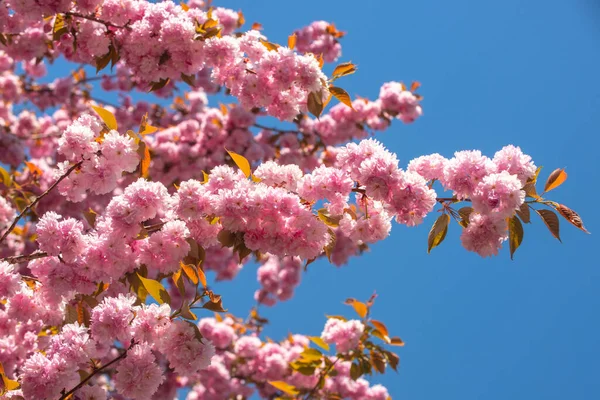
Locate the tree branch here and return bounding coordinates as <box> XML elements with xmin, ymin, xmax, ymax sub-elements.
<box><xmin>253</xmin><ymin>123</ymin><xmax>301</xmax><ymax>134</ymax></box>
<box><xmin>65</xmin><ymin>12</ymin><xmax>130</xmax><ymax>30</ymax></box>
<box><xmin>304</xmin><ymin>356</ymin><xmax>341</xmax><ymax>399</ymax></box>
<box><xmin>2</xmin><ymin>251</ymin><xmax>48</xmax><ymax>264</ymax></box>
<box><xmin>0</xmin><ymin>161</ymin><xmax>82</xmax><ymax>245</ymax></box>
<box><xmin>58</xmin><ymin>340</ymin><xmax>136</xmax><ymax>400</ymax></box>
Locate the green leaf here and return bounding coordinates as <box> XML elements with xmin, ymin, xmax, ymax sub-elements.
<box><xmin>268</xmin><ymin>381</ymin><xmax>299</xmax><ymax>396</ymax></box>
<box><xmin>535</xmin><ymin>209</ymin><xmax>561</xmax><ymax>242</ymax></box>
<box><xmin>508</xmin><ymin>215</ymin><xmax>524</xmax><ymax>260</ymax></box>
<box><xmin>544</xmin><ymin>168</ymin><xmax>567</xmax><ymax>193</ymax></box>
<box><xmin>91</xmin><ymin>105</ymin><xmax>118</xmax><ymax>131</ymax></box>
<box><xmin>309</xmin><ymin>336</ymin><xmax>330</xmax><ymax>351</ymax></box>
<box><xmin>427</xmin><ymin>214</ymin><xmax>450</xmax><ymax>253</ymax></box>
<box><xmin>226</xmin><ymin>149</ymin><xmax>251</xmax><ymax>178</ymax></box>
<box><xmin>136</xmin><ymin>273</ymin><xmax>171</xmax><ymax>305</ymax></box>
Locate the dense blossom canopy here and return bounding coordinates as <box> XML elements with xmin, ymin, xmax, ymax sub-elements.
<box><xmin>0</xmin><ymin>0</ymin><xmax>587</xmax><ymax>399</ymax></box>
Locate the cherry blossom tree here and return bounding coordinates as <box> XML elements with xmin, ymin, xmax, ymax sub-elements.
<box><xmin>0</xmin><ymin>0</ymin><xmax>589</xmax><ymax>399</ymax></box>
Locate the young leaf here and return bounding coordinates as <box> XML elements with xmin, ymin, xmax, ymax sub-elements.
<box><xmin>52</xmin><ymin>14</ymin><xmax>69</xmax><ymax>41</ymax></box>
<box><xmin>181</xmin><ymin>73</ymin><xmax>196</xmax><ymax>88</ymax></box>
<box><xmin>149</xmin><ymin>78</ymin><xmax>170</xmax><ymax>92</ymax></box>
<box><xmin>268</xmin><ymin>381</ymin><xmax>299</xmax><ymax>396</ymax></box>
<box><xmin>427</xmin><ymin>214</ymin><xmax>450</xmax><ymax>253</ymax></box>
<box><xmin>555</xmin><ymin>204</ymin><xmax>589</xmax><ymax>233</ymax></box>
<box><xmin>25</xmin><ymin>161</ymin><xmax>42</xmax><ymax>176</ymax></box>
<box><xmin>138</xmin><ymin>141</ymin><xmax>151</xmax><ymax>178</ymax></box>
<box><xmin>332</xmin><ymin>62</ymin><xmax>357</xmax><ymax>80</ymax></box>
<box><xmin>323</xmin><ymin>229</ymin><xmax>336</xmax><ymax>263</ymax></box>
<box><xmin>172</xmin><ymin>269</ymin><xmax>186</xmax><ymax>297</ymax></box>
<box><xmin>180</xmin><ymin>261</ymin><xmax>199</xmax><ymax>285</ymax></box>
<box><xmin>0</xmin><ymin>166</ymin><xmax>12</xmax><ymax>187</ymax></box>
<box><xmin>309</xmin><ymin>336</ymin><xmax>330</xmax><ymax>351</ymax></box>
<box><xmin>226</xmin><ymin>149</ymin><xmax>251</xmax><ymax>178</ymax></box>
<box><xmin>536</xmin><ymin>209</ymin><xmax>561</xmax><ymax>242</ymax></box>
<box><xmin>307</xmin><ymin>91</ymin><xmax>324</xmax><ymax>118</ymax></box>
<box><xmin>1</xmin><ymin>373</ymin><xmax>20</xmax><ymax>393</ymax></box>
<box><xmin>179</xmin><ymin>301</ymin><xmax>197</xmax><ymax>320</ymax></box>
<box><xmin>516</xmin><ymin>203</ymin><xmax>531</xmax><ymax>223</ymax></box>
<box><xmin>458</xmin><ymin>207</ymin><xmax>473</xmax><ymax>228</ymax></box>
<box><xmin>329</xmin><ymin>86</ymin><xmax>354</xmax><ymax>109</ymax></box>
<box><xmin>197</xmin><ymin>266</ymin><xmax>208</xmax><ymax>288</ymax></box>
<box><xmin>371</xmin><ymin>351</ymin><xmax>386</xmax><ymax>374</ymax></box>
<box><xmin>91</xmin><ymin>105</ymin><xmax>118</xmax><ymax>131</ymax></box>
<box><xmin>259</xmin><ymin>39</ymin><xmax>279</xmax><ymax>51</ymax></box>
<box><xmin>136</xmin><ymin>273</ymin><xmax>171</xmax><ymax>305</ymax></box>
<box><xmin>345</xmin><ymin>299</ymin><xmax>367</xmax><ymax>318</ymax></box>
<box><xmin>371</xmin><ymin>319</ymin><xmax>389</xmax><ymax>338</ymax></box>
<box><xmin>410</xmin><ymin>81</ymin><xmax>421</xmax><ymax>92</ymax></box>
<box><xmin>317</xmin><ymin>208</ymin><xmax>342</xmax><ymax>227</ymax></box>
<box><xmin>389</xmin><ymin>337</ymin><xmax>405</xmax><ymax>346</ymax></box>
<box><xmin>544</xmin><ymin>168</ymin><xmax>567</xmax><ymax>193</ymax></box>
<box><xmin>508</xmin><ymin>215</ymin><xmax>524</xmax><ymax>260</ymax></box>
<box><xmin>288</xmin><ymin>33</ymin><xmax>296</xmax><ymax>50</ymax></box>
<box><xmin>523</xmin><ymin>182</ymin><xmax>540</xmax><ymax>199</ymax></box>
<box><xmin>326</xmin><ymin>315</ymin><xmax>348</xmax><ymax>321</ymax></box>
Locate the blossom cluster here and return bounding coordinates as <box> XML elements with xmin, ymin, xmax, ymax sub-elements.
<box><xmin>408</xmin><ymin>145</ymin><xmax>537</xmax><ymax>256</ymax></box>
<box><xmin>0</xmin><ymin>273</ymin><xmax>215</xmax><ymax>400</ymax></box>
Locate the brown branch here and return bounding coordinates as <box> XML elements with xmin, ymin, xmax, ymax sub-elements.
<box><xmin>58</xmin><ymin>340</ymin><xmax>136</xmax><ymax>400</ymax></box>
<box><xmin>304</xmin><ymin>356</ymin><xmax>341</xmax><ymax>399</ymax></box>
<box><xmin>0</xmin><ymin>161</ymin><xmax>82</xmax><ymax>245</ymax></box>
<box><xmin>65</xmin><ymin>12</ymin><xmax>130</xmax><ymax>30</ymax></box>
<box><xmin>253</xmin><ymin>123</ymin><xmax>301</xmax><ymax>134</ymax></box>
<box><xmin>436</xmin><ymin>197</ymin><xmax>468</xmax><ymax>203</ymax></box>
<box><xmin>2</xmin><ymin>251</ymin><xmax>48</xmax><ymax>264</ymax></box>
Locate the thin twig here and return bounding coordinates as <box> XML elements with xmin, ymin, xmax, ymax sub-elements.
<box><xmin>65</xmin><ymin>12</ymin><xmax>130</xmax><ymax>30</ymax></box>
<box><xmin>304</xmin><ymin>356</ymin><xmax>341</xmax><ymax>399</ymax></box>
<box><xmin>2</xmin><ymin>251</ymin><xmax>48</xmax><ymax>264</ymax></box>
<box><xmin>253</xmin><ymin>123</ymin><xmax>301</xmax><ymax>134</ymax></box>
<box><xmin>0</xmin><ymin>161</ymin><xmax>82</xmax><ymax>245</ymax></box>
<box><xmin>58</xmin><ymin>340</ymin><xmax>136</xmax><ymax>400</ymax></box>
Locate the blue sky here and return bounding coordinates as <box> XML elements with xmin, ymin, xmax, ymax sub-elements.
<box><xmin>35</xmin><ymin>0</ymin><xmax>599</xmax><ymax>398</ymax></box>
<box><xmin>208</xmin><ymin>1</ymin><xmax>599</xmax><ymax>399</ymax></box>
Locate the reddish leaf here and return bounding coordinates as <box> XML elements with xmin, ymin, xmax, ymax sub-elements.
<box><xmin>555</xmin><ymin>204</ymin><xmax>589</xmax><ymax>233</ymax></box>
<box><xmin>536</xmin><ymin>209</ymin><xmax>561</xmax><ymax>242</ymax></box>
